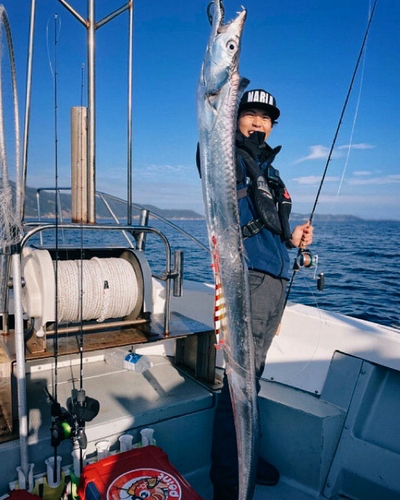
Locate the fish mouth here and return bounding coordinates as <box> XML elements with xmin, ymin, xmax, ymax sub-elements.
<box><xmin>218</xmin><ymin>7</ymin><xmax>247</xmax><ymax>35</ymax></box>
<box><xmin>207</xmin><ymin>0</ymin><xmax>247</xmax><ymax>36</ymax></box>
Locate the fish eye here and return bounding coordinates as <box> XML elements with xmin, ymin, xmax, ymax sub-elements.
<box><xmin>139</xmin><ymin>492</ymin><xmax>150</xmax><ymax>499</ymax></box>
<box><xmin>226</xmin><ymin>39</ymin><xmax>237</xmax><ymax>52</ymax></box>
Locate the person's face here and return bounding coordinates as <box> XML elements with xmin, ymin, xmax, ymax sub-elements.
<box><xmin>238</xmin><ymin>108</ymin><xmax>273</xmax><ymax>141</ymax></box>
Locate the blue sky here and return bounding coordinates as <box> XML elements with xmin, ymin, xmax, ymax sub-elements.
<box><xmin>2</xmin><ymin>0</ymin><xmax>400</xmax><ymax>220</ymax></box>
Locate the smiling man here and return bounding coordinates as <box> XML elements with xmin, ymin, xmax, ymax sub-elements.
<box><xmin>209</xmin><ymin>89</ymin><xmax>313</xmax><ymax>500</ymax></box>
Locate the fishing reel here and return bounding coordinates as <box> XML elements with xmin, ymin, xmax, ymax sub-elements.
<box><xmin>67</xmin><ymin>388</ymin><xmax>100</xmax><ymax>449</ymax></box>
<box><xmin>46</xmin><ymin>388</ymin><xmax>100</xmax><ymax>450</ymax></box>
<box><xmin>49</xmin><ymin>398</ymin><xmax>74</xmax><ymax>448</ymax></box>
<box><xmin>294</xmin><ymin>249</ymin><xmax>324</xmax><ymax>291</ymax></box>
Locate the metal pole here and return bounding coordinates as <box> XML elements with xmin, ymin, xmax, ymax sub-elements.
<box><xmin>127</xmin><ymin>1</ymin><xmax>134</xmax><ymax>224</ymax></box>
<box><xmin>0</xmin><ymin>255</ymin><xmax>9</xmax><ymax>332</ymax></box>
<box><xmin>87</xmin><ymin>0</ymin><xmax>96</xmax><ymax>223</ymax></box>
<box><xmin>12</xmin><ymin>253</ymin><xmax>30</xmax><ymax>483</ymax></box>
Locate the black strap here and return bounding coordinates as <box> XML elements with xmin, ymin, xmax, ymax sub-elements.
<box><xmin>242</xmin><ymin>218</ymin><xmax>264</xmax><ymax>239</ymax></box>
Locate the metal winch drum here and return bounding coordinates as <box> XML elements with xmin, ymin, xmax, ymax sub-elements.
<box><xmin>21</xmin><ymin>247</ymin><xmax>152</xmax><ymax>338</ymax></box>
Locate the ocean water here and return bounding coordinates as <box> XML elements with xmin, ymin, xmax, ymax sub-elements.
<box><xmin>144</xmin><ymin>219</ymin><xmax>400</xmax><ymax>331</ymax></box>
<box><xmin>30</xmin><ymin>218</ymin><xmax>400</xmax><ymax>330</ymax></box>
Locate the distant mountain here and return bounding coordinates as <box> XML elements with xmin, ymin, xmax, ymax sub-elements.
<box><xmin>8</xmin><ymin>181</ymin><xmax>379</xmax><ymax>222</ymax></box>
<box><xmin>289</xmin><ymin>213</ymin><xmax>364</xmax><ymax>223</ymax></box>
<box><xmin>20</xmin><ymin>182</ymin><xmax>204</xmax><ymax>220</ymax></box>
<box><xmin>138</xmin><ymin>204</ymin><xmax>204</xmax><ymax>220</ymax></box>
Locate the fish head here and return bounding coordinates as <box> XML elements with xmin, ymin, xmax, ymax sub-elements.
<box><xmin>201</xmin><ymin>0</ymin><xmax>247</xmax><ymax>97</ymax></box>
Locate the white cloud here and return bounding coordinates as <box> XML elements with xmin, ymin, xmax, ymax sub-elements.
<box><xmin>294</xmin><ymin>145</ymin><xmax>331</xmax><ymax>164</ymax></box>
<box><xmin>138</xmin><ymin>163</ymin><xmax>190</xmax><ymax>178</ymax></box>
<box><xmin>294</xmin><ymin>142</ymin><xmax>375</xmax><ymax>164</ymax></box>
<box><xmin>348</xmin><ymin>174</ymin><xmax>400</xmax><ymax>186</ymax></box>
<box><xmin>292</xmin><ymin>175</ymin><xmax>340</xmax><ymax>185</ymax></box>
<box><xmin>353</xmin><ymin>170</ymin><xmax>372</xmax><ymax>176</ymax></box>
<box><xmin>337</xmin><ymin>143</ymin><xmax>375</xmax><ymax>150</ymax></box>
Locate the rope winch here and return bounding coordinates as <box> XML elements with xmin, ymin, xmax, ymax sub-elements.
<box><xmin>21</xmin><ymin>247</ymin><xmax>149</xmax><ymax>338</ymax></box>
<box><xmin>57</xmin><ymin>257</ymin><xmax>139</xmax><ymax>323</ymax></box>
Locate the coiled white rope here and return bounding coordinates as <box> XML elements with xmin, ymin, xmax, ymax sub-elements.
<box><xmin>56</xmin><ymin>257</ymin><xmax>139</xmax><ymax>323</ymax></box>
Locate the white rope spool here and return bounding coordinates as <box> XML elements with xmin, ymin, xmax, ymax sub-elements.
<box><xmin>56</xmin><ymin>257</ymin><xmax>139</xmax><ymax>324</ymax></box>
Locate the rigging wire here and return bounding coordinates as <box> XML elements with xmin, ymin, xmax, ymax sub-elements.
<box><xmin>284</xmin><ymin>0</ymin><xmax>379</xmax><ymax>306</ymax></box>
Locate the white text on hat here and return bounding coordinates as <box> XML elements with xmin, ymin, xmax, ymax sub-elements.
<box><xmin>246</xmin><ymin>90</ymin><xmax>274</xmax><ymax>105</ymax></box>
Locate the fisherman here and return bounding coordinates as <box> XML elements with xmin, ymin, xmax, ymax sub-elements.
<box><xmin>209</xmin><ymin>89</ymin><xmax>313</xmax><ymax>500</ymax></box>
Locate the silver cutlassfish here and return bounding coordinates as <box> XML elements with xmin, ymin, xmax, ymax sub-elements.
<box><xmin>197</xmin><ymin>1</ymin><xmax>258</xmax><ymax>498</ymax></box>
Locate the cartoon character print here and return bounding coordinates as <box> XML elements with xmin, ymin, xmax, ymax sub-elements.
<box><xmin>107</xmin><ymin>468</ymin><xmax>182</xmax><ymax>500</ymax></box>
<box><xmin>127</xmin><ymin>477</ymin><xmax>169</xmax><ymax>500</ymax></box>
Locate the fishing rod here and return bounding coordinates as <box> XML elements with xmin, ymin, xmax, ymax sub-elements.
<box><xmin>284</xmin><ymin>0</ymin><xmax>379</xmax><ymax>307</ymax></box>
<box><xmin>51</xmin><ymin>14</ymin><xmax>62</xmax><ymax>484</ymax></box>
<box><xmin>48</xmin><ymin>15</ymin><xmax>99</xmax><ymax>483</ymax></box>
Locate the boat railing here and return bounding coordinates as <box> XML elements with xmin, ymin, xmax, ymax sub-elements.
<box><xmin>31</xmin><ymin>186</ymin><xmax>209</xmax><ymax>252</ymax></box>
<box><xmin>23</xmin><ymin>186</ymin><xmax>209</xmax><ymax>337</ymax></box>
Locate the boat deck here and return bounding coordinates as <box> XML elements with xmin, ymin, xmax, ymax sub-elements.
<box><xmin>255</xmin><ymin>482</ymin><xmax>322</xmax><ymax>500</ymax></box>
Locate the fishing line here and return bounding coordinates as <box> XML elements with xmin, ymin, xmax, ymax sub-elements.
<box><xmin>284</xmin><ymin>0</ymin><xmax>379</xmax><ymax>307</ymax></box>
<box><xmin>46</xmin><ymin>14</ymin><xmax>61</xmax><ymax>82</ymax></box>
<box><xmin>320</xmin><ymin>37</ymin><xmax>368</xmax><ymax>236</ymax></box>
<box><xmin>274</xmin><ymin>273</ymin><xmax>324</xmax><ymax>383</ymax></box>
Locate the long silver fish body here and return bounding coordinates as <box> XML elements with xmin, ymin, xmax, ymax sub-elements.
<box><xmin>197</xmin><ymin>1</ymin><xmax>258</xmax><ymax>499</ymax></box>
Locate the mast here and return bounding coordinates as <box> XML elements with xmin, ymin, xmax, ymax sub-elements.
<box><xmin>59</xmin><ymin>0</ymin><xmax>134</xmax><ymax>224</ymax></box>
<box><xmin>87</xmin><ymin>0</ymin><xmax>96</xmax><ymax>223</ymax></box>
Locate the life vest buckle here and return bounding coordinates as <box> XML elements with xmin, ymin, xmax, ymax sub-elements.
<box><xmin>242</xmin><ymin>218</ymin><xmax>264</xmax><ymax>239</ymax></box>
